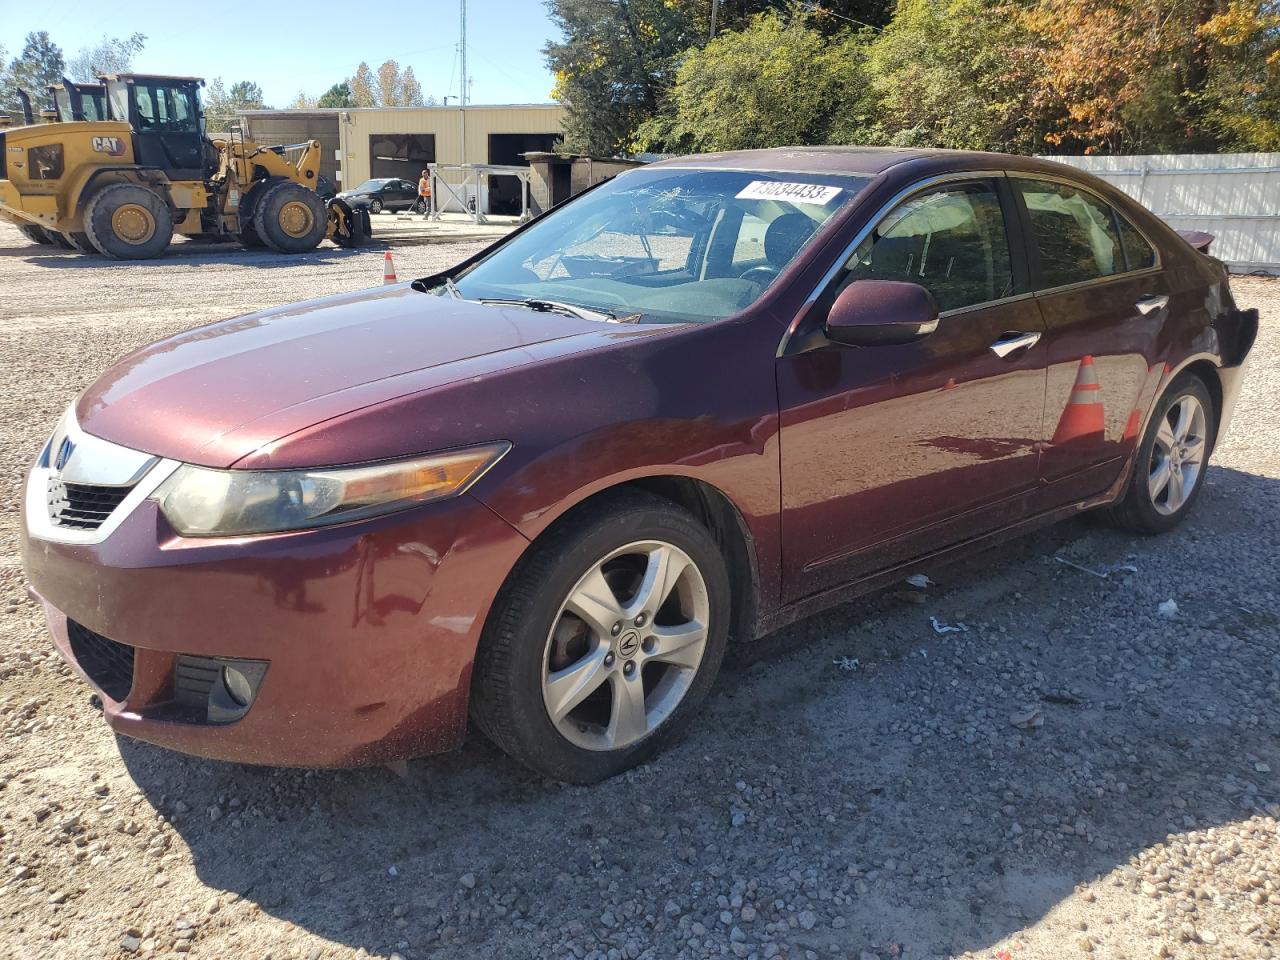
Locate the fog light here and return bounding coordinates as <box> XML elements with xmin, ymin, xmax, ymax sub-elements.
<box><xmin>222</xmin><ymin>666</ymin><xmax>254</xmax><ymax>706</ymax></box>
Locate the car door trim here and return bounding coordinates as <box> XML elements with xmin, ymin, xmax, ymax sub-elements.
<box><xmin>777</xmin><ymin>169</ymin><xmax>1012</xmax><ymax>358</ymax></box>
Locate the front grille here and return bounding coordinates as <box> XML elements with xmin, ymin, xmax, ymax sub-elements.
<box><xmin>67</xmin><ymin>621</ymin><xmax>135</xmax><ymax>702</ymax></box>
<box><xmin>47</xmin><ymin>480</ymin><xmax>133</xmax><ymax>530</ymax></box>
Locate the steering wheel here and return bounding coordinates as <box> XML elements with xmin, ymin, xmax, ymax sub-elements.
<box><xmin>738</xmin><ymin>265</ymin><xmax>779</xmax><ymax>286</ymax></box>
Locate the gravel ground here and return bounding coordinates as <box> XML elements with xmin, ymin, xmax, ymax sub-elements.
<box><xmin>0</xmin><ymin>220</ymin><xmax>1276</xmax><ymax>960</ymax></box>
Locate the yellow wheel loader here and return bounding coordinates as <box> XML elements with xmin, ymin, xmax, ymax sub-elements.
<box><xmin>0</xmin><ymin>73</ymin><xmax>368</xmax><ymax>258</ymax></box>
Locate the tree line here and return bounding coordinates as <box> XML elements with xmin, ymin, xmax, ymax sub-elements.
<box><xmin>546</xmin><ymin>0</ymin><xmax>1280</xmax><ymax>157</ymax></box>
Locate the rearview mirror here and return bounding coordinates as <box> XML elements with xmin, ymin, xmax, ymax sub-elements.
<box><xmin>825</xmin><ymin>280</ymin><xmax>939</xmax><ymax>346</ymax></box>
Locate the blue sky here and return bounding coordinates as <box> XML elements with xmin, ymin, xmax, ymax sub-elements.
<box><xmin>1</xmin><ymin>0</ymin><xmax>560</xmax><ymax>107</ymax></box>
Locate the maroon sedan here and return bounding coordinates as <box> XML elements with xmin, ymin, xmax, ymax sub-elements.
<box><xmin>21</xmin><ymin>148</ymin><xmax>1258</xmax><ymax>782</ymax></box>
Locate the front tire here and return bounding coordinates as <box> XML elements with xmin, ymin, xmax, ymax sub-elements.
<box><xmin>16</xmin><ymin>223</ymin><xmax>52</xmax><ymax>245</ymax></box>
<box><xmin>252</xmin><ymin>182</ymin><xmax>328</xmax><ymax>253</ymax></box>
<box><xmin>1106</xmin><ymin>375</ymin><xmax>1216</xmax><ymax>534</ymax></box>
<box><xmin>471</xmin><ymin>491</ymin><xmax>731</xmax><ymax>783</ymax></box>
<box><xmin>369</xmin><ymin>197</ymin><xmax>383</xmax><ymax>214</ymax></box>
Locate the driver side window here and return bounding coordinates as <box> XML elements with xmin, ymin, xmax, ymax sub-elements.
<box><xmin>844</xmin><ymin>180</ymin><xmax>1014</xmax><ymax>313</ymax></box>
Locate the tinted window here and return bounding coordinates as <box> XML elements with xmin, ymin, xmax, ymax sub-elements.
<box><xmin>844</xmin><ymin>180</ymin><xmax>1014</xmax><ymax>312</ymax></box>
<box><xmin>1116</xmin><ymin>211</ymin><xmax>1156</xmax><ymax>270</ymax></box>
<box><xmin>1018</xmin><ymin>179</ymin><xmax>1122</xmax><ymax>288</ymax></box>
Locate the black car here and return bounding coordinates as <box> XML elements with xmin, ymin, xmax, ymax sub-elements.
<box><xmin>337</xmin><ymin>178</ymin><xmax>422</xmax><ymax>214</ymax></box>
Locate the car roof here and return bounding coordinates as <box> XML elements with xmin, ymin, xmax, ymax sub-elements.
<box><xmin>648</xmin><ymin>145</ymin><xmax>1095</xmax><ymax>182</ymax></box>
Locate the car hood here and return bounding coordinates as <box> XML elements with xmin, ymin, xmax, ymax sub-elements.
<box><xmin>76</xmin><ymin>284</ymin><xmax>664</xmax><ymax>468</ymax></box>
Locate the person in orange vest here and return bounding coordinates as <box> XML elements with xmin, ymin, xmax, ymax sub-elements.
<box><xmin>417</xmin><ymin>169</ymin><xmax>431</xmax><ymax>218</ymax></box>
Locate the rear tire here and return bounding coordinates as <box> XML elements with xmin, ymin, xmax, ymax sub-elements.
<box><xmin>83</xmin><ymin>182</ymin><xmax>173</xmax><ymax>259</ymax></box>
<box><xmin>65</xmin><ymin>231</ymin><xmax>95</xmax><ymax>253</ymax></box>
<box><xmin>16</xmin><ymin>223</ymin><xmax>52</xmax><ymax>245</ymax></box>
<box><xmin>471</xmin><ymin>491</ymin><xmax>730</xmax><ymax>783</ymax></box>
<box><xmin>45</xmin><ymin>228</ymin><xmax>74</xmax><ymax>249</ymax></box>
<box><xmin>1105</xmin><ymin>375</ymin><xmax>1216</xmax><ymax>535</ymax></box>
<box><xmin>252</xmin><ymin>182</ymin><xmax>328</xmax><ymax>253</ymax></box>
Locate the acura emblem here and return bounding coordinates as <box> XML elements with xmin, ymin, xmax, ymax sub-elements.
<box><xmin>55</xmin><ymin>436</ymin><xmax>76</xmax><ymax>471</ymax></box>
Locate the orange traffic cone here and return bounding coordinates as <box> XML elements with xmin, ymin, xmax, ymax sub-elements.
<box><xmin>1122</xmin><ymin>363</ymin><xmax>1161</xmax><ymax>443</ymax></box>
<box><xmin>382</xmin><ymin>250</ymin><xmax>397</xmax><ymax>285</ymax></box>
<box><xmin>1051</xmin><ymin>355</ymin><xmax>1106</xmax><ymax>446</ymax></box>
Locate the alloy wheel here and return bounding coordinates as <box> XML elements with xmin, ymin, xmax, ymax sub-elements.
<box><xmin>1148</xmin><ymin>393</ymin><xmax>1207</xmax><ymax>515</ymax></box>
<box><xmin>541</xmin><ymin>540</ymin><xmax>710</xmax><ymax>752</ymax></box>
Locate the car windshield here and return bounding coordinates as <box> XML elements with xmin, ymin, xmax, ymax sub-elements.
<box><xmin>442</xmin><ymin>168</ymin><xmax>871</xmax><ymax>324</ymax></box>
<box><xmin>354</xmin><ymin>179</ymin><xmax>393</xmax><ymax>192</ymax></box>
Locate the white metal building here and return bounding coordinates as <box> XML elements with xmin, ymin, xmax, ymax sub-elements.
<box><xmin>336</xmin><ymin>104</ymin><xmax>567</xmax><ymax>216</ymax></box>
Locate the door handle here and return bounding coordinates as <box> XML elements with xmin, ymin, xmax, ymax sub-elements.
<box><xmin>1135</xmin><ymin>294</ymin><xmax>1170</xmax><ymax>315</ymax></box>
<box><xmin>989</xmin><ymin>331</ymin><xmax>1041</xmax><ymax>358</ymax></box>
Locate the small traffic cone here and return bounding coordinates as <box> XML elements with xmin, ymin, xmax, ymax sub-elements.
<box><xmin>382</xmin><ymin>250</ymin><xmax>397</xmax><ymax>285</ymax></box>
<box><xmin>1122</xmin><ymin>363</ymin><xmax>1161</xmax><ymax>443</ymax></box>
<box><xmin>1051</xmin><ymin>355</ymin><xmax>1106</xmax><ymax>446</ymax></box>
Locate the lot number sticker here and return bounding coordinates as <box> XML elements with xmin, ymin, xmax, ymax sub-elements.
<box><xmin>735</xmin><ymin>180</ymin><xmax>842</xmax><ymax>205</ymax></box>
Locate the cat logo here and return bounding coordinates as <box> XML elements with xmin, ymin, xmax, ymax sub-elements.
<box><xmin>90</xmin><ymin>136</ymin><xmax>126</xmax><ymax>156</ymax></box>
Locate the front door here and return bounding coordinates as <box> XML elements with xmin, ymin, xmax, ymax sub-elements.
<box><xmin>777</xmin><ymin>176</ymin><xmax>1047</xmax><ymax>601</ymax></box>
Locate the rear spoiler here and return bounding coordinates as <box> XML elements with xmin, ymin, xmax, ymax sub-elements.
<box><xmin>1176</xmin><ymin>229</ymin><xmax>1214</xmax><ymax>254</ymax></box>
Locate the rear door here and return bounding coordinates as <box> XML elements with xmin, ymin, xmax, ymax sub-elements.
<box><xmin>777</xmin><ymin>175</ymin><xmax>1048</xmax><ymax>601</ymax></box>
<box><xmin>1011</xmin><ymin>176</ymin><xmax>1171</xmax><ymax>506</ymax></box>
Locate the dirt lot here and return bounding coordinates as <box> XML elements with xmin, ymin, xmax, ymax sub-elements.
<box><xmin>0</xmin><ymin>221</ymin><xmax>1276</xmax><ymax>960</ymax></box>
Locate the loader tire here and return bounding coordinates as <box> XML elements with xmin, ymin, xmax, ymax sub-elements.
<box><xmin>46</xmin><ymin>229</ymin><xmax>74</xmax><ymax>249</ymax></box>
<box><xmin>16</xmin><ymin>223</ymin><xmax>52</xmax><ymax>245</ymax></box>
<box><xmin>84</xmin><ymin>183</ymin><xmax>173</xmax><ymax>260</ymax></box>
<box><xmin>253</xmin><ymin>182</ymin><xmax>328</xmax><ymax>253</ymax></box>
<box><xmin>64</xmin><ymin>232</ymin><xmax>95</xmax><ymax>253</ymax></box>
<box><xmin>238</xmin><ymin>221</ymin><xmax>267</xmax><ymax>248</ymax></box>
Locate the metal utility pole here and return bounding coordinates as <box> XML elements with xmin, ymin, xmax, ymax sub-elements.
<box><xmin>460</xmin><ymin>0</ymin><xmax>468</xmax><ymax>106</ymax></box>
<box><xmin>710</xmin><ymin>0</ymin><xmax>719</xmax><ymax>38</ymax></box>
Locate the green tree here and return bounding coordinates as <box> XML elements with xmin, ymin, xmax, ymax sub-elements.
<box><xmin>67</xmin><ymin>33</ymin><xmax>146</xmax><ymax>82</ymax></box>
<box><xmin>545</xmin><ymin>0</ymin><xmax>701</xmax><ymax>155</ymax></box>
<box><xmin>1</xmin><ymin>31</ymin><xmax>66</xmax><ymax>113</ymax></box>
<box><xmin>863</xmin><ymin>0</ymin><xmax>1045</xmax><ymax>153</ymax></box>
<box><xmin>203</xmin><ymin>78</ymin><xmax>268</xmax><ymax>131</ymax></box>
<box><xmin>637</xmin><ymin>12</ymin><xmax>871</xmax><ymax>152</ymax></box>
<box><xmin>317</xmin><ymin>81</ymin><xmax>355</xmax><ymax>108</ymax></box>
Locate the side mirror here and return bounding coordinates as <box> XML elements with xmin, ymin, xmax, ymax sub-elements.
<box><xmin>825</xmin><ymin>280</ymin><xmax>939</xmax><ymax>346</ymax></box>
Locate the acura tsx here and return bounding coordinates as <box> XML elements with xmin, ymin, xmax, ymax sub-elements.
<box><xmin>21</xmin><ymin>147</ymin><xmax>1258</xmax><ymax>782</ymax></box>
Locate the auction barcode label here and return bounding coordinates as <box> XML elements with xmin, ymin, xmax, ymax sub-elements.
<box><xmin>735</xmin><ymin>181</ymin><xmax>843</xmax><ymax>205</ymax></box>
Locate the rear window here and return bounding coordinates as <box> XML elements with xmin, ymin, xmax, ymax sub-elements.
<box><xmin>1018</xmin><ymin>179</ymin><xmax>1122</xmax><ymax>289</ymax></box>
<box><xmin>1116</xmin><ymin>212</ymin><xmax>1156</xmax><ymax>271</ymax></box>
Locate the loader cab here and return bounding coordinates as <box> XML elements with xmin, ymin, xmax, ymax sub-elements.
<box><xmin>103</xmin><ymin>74</ymin><xmax>210</xmax><ymax>179</ymax></box>
<box><xmin>50</xmin><ymin>79</ymin><xmax>109</xmax><ymax>123</ymax></box>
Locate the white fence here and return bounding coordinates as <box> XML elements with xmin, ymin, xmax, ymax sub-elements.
<box><xmin>1043</xmin><ymin>153</ymin><xmax>1280</xmax><ymax>275</ymax></box>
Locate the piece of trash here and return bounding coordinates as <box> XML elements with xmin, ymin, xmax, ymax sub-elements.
<box><xmin>930</xmin><ymin>616</ymin><xmax>968</xmax><ymax>635</ymax></box>
<box><xmin>1009</xmin><ymin>707</ymin><xmax>1044</xmax><ymax>730</ymax></box>
<box><xmin>1041</xmin><ymin>691</ymin><xmax>1081</xmax><ymax>706</ymax></box>
<box><xmin>1157</xmin><ymin>599</ymin><xmax>1179</xmax><ymax>619</ymax></box>
<box><xmin>1054</xmin><ymin>556</ymin><xmax>1108</xmax><ymax>578</ymax></box>
<box><xmin>1110</xmin><ymin>563</ymin><xmax>1138</xmax><ymax>574</ymax></box>
<box><xmin>905</xmin><ymin>574</ymin><xmax>933</xmax><ymax>589</ymax></box>
<box><xmin>833</xmin><ymin>656</ymin><xmax>861</xmax><ymax>672</ymax></box>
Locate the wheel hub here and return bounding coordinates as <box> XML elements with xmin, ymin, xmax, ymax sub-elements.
<box><xmin>616</xmin><ymin>630</ymin><xmax>641</xmax><ymax>659</ymax></box>
<box><xmin>111</xmin><ymin>204</ymin><xmax>155</xmax><ymax>244</ymax></box>
<box><xmin>279</xmin><ymin>200</ymin><xmax>314</xmax><ymax>238</ymax></box>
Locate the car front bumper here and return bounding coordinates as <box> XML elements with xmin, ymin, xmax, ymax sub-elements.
<box><xmin>21</xmin><ymin>479</ymin><xmax>529</xmax><ymax>767</ymax></box>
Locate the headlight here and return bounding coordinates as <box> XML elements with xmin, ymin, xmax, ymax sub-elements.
<box><xmin>152</xmin><ymin>443</ymin><xmax>510</xmax><ymax>537</ymax></box>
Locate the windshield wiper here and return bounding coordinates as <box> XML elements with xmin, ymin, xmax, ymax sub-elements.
<box><xmin>442</xmin><ymin>276</ymin><xmax>462</xmax><ymax>299</ymax></box>
<box><xmin>479</xmin><ymin>297</ymin><xmax>618</xmax><ymax>322</ymax></box>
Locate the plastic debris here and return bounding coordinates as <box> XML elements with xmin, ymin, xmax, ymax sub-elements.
<box><xmin>833</xmin><ymin>656</ymin><xmax>861</xmax><ymax>672</ymax></box>
<box><xmin>930</xmin><ymin>616</ymin><xmax>968</xmax><ymax>635</ymax></box>
<box><xmin>1158</xmin><ymin>599</ymin><xmax>1179</xmax><ymax>619</ymax></box>
<box><xmin>1009</xmin><ymin>707</ymin><xmax>1044</xmax><ymax>730</ymax></box>
<box><xmin>1054</xmin><ymin>556</ymin><xmax>1140</xmax><ymax>579</ymax></box>
<box><xmin>904</xmin><ymin>574</ymin><xmax>933</xmax><ymax>589</ymax></box>
<box><xmin>1055</xmin><ymin>556</ymin><xmax>1108</xmax><ymax>578</ymax></box>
